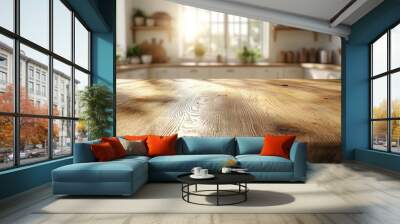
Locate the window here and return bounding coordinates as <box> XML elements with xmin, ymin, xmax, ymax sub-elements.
<box><xmin>0</xmin><ymin>0</ymin><xmax>91</xmax><ymax>170</ymax></box>
<box><xmin>53</xmin><ymin>0</ymin><xmax>72</xmax><ymax>60</ymax></box>
<box><xmin>0</xmin><ymin>0</ymin><xmax>14</xmax><ymax>32</ymax></box>
<box><xmin>75</xmin><ymin>18</ymin><xmax>90</xmax><ymax>70</ymax></box>
<box><xmin>179</xmin><ymin>6</ymin><xmax>266</xmax><ymax>60</ymax></box>
<box><xmin>370</xmin><ymin>23</ymin><xmax>400</xmax><ymax>153</ymax></box>
<box><xmin>0</xmin><ymin>34</ymin><xmax>14</xmax><ymax>113</ymax></box>
<box><xmin>20</xmin><ymin>0</ymin><xmax>49</xmax><ymax>49</ymax></box>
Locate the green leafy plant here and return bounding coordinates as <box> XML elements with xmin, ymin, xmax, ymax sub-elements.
<box><xmin>133</xmin><ymin>9</ymin><xmax>145</xmax><ymax>18</ymax></box>
<box><xmin>238</xmin><ymin>46</ymin><xmax>261</xmax><ymax>63</ymax></box>
<box><xmin>79</xmin><ymin>84</ymin><xmax>113</xmax><ymax>140</ymax></box>
<box><xmin>126</xmin><ymin>44</ymin><xmax>142</xmax><ymax>58</ymax></box>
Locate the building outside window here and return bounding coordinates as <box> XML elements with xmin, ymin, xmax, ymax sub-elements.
<box><xmin>371</xmin><ymin>23</ymin><xmax>400</xmax><ymax>154</ymax></box>
<box><xmin>179</xmin><ymin>6</ymin><xmax>266</xmax><ymax>60</ymax></box>
<box><xmin>0</xmin><ymin>0</ymin><xmax>91</xmax><ymax>170</ymax></box>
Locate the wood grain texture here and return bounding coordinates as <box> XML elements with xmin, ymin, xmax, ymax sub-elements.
<box><xmin>116</xmin><ymin>79</ymin><xmax>341</xmax><ymax>162</ymax></box>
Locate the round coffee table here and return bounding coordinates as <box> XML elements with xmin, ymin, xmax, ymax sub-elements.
<box><xmin>177</xmin><ymin>173</ymin><xmax>255</xmax><ymax>206</ymax></box>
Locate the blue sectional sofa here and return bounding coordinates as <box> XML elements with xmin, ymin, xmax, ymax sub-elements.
<box><xmin>52</xmin><ymin>136</ymin><xmax>307</xmax><ymax>196</ymax></box>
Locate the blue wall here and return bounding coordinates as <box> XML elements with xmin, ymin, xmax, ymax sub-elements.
<box><xmin>343</xmin><ymin>0</ymin><xmax>400</xmax><ymax>170</ymax></box>
<box><xmin>0</xmin><ymin>0</ymin><xmax>116</xmax><ymax>200</ymax></box>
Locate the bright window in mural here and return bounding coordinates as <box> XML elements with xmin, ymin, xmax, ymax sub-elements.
<box><xmin>179</xmin><ymin>5</ymin><xmax>266</xmax><ymax>60</ymax></box>
<box><xmin>0</xmin><ymin>0</ymin><xmax>91</xmax><ymax>170</ymax></box>
<box><xmin>371</xmin><ymin>23</ymin><xmax>400</xmax><ymax>153</ymax></box>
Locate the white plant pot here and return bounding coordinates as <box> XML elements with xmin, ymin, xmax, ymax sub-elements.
<box><xmin>141</xmin><ymin>55</ymin><xmax>152</xmax><ymax>64</ymax></box>
<box><xmin>146</xmin><ymin>18</ymin><xmax>155</xmax><ymax>27</ymax></box>
<box><xmin>129</xmin><ymin>57</ymin><xmax>141</xmax><ymax>64</ymax></box>
<box><xmin>134</xmin><ymin>17</ymin><xmax>145</xmax><ymax>26</ymax></box>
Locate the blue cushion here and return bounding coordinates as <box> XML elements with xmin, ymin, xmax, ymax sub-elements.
<box><xmin>236</xmin><ymin>137</ymin><xmax>264</xmax><ymax>155</ymax></box>
<box><xmin>149</xmin><ymin>154</ymin><xmax>235</xmax><ymax>172</ymax></box>
<box><xmin>73</xmin><ymin>140</ymin><xmax>100</xmax><ymax>163</ymax></box>
<box><xmin>178</xmin><ymin>137</ymin><xmax>236</xmax><ymax>155</ymax></box>
<box><xmin>236</xmin><ymin>155</ymin><xmax>293</xmax><ymax>172</ymax></box>
<box><xmin>53</xmin><ymin>159</ymin><xmax>147</xmax><ymax>183</ymax></box>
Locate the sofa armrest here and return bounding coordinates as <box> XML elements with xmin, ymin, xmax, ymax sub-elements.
<box><xmin>289</xmin><ymin>141</ymin><xmax>307</xmax><ymax>182</ymax></box>
<box><xmin>73</xmin><ymin>141</ymin><xmax>99</xmax><ymax>163</ymax></box>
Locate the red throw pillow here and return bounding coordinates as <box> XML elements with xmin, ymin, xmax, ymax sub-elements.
<box><xmin>101</xmin><ymin>137</ymin><xmax>126</xmax><ymax>158</ymax></box>
<box><xmin>260</xmin><ymin>134</ymin><xmax>296</xmax><ymax>159</ymax></box>
<box><xmin>124</xmin><ymin>135</ymin><xmax>148</xmax><ymax>141</ymax></box>
<box><xmin>91</xmin><ymin>142</ymin><xmax>117</xmax><ymax>162</ymax></box>
<box><xmin>146</xmin><ymin>134</ymin><xmax>178</xmax><ymax>157</ymax></box>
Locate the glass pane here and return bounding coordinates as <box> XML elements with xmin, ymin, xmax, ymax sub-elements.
<box><xmin>20</xmin><ymin>44</ymin><xmax>49</xmax><ymax>115</ymax></box>
<box><xmin>53</xmin><ymin>0</ymin><xmax>72</xmax><ymax>60</ymax></box>
<box><xmin>391</xmin><ymin>120</ymin><xmax>400</xmax><ymax>153</ymax></box>
<box><xmin>75</xmin><ymin>120</ymin><xmax>88</xmax><ymax>143</ymax></box>
<box><xmin>372</xmin><ymin>121</ymin><xmax>388</xmax><ymax>151</ymax></box>
<box><xmin>372</xmin><ymin>33</ymin><xmax>387</xmax><ymax>76</ymax></box>
<box><xmin>20</xmin><ymin>0</ymin><xmax>49</xmax><ymax>49</ymax></box>
<box><xmin>74</xmin><ymin>69</ymin><xmax>89</xmax><ymax>118</ymax></box>
<box><xmin>372</xmin><ymin>76</ymin><xmax>387</xmax><ymax>119</ymax></box>
<box><xmin>53</xmin><ymin>119</ymin><xmax>72</xmax><ymax>157</ymax></box>
<box><xmin>75</xmin><ymin>18</ymin><xmax>89</xmax><ymax>70</ymax></box>
<box><xmin>0</xmin><ymin>34</ymin><xmax>14</xmax><ymax>112</ymax></box>
<box><xmin>20</xmin><ymin>117</ymin><xmax>49</xmax><ymax>165</ymax></box>
<box><xmin>391</xmin><ymin>24</ymin><xmax>400</xmax><ymax>70</ymax></box>
<box><xmin>0</xmin><ymin>116</ymin><xmax>13</xmax><ymax>170</ymax></box>
<box><xmin>391</xmin><ymin>72</ymin><xmax>400</xmax><ymax>117</ymax></box>
<box><xmin>0</xmin><ymin>0</ymin><xmax>14</xmax><ymax>31</ymax></box>
<box><xmin>53</xmin><ymin>59</ymin><xmax>72</xmax><ymax>117</ymax></box>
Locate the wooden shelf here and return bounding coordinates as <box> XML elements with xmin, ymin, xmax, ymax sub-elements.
<box><xmin>131</xmin><ymin>26</ymin><xmax>173</xmax><ymax>42</ymax></box>
<box><xmin>273</xmin><ymin>25</ymin><xmax>321</xmax><ymax>42</ymax></box>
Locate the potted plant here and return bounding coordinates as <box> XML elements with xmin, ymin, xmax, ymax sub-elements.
<box><xmin>193</xmin><ymin>42</ymin><xmax>206</xmax><ymax>61</ymax></box>
<box><xmin>146</xmin><ymin>16</ymin><xmax>155</xmax><ymax>27</ymax></box>
<box><xmin>238</xmin><ymin>46</ymin><xmax>261</xmax><ymax>64</ymax></box>
<box><xmin>133</xmin><ymin>9</ymin><xmax>146</xmax><ymax>26</ymax></box>
<box><xmin>127</xmin><ymin>44</ymin><xmax>142</xmax><ymax>64</ymax></box>
<box><xmin>79</xmin><ymin>84</ymin><xmax>113</xmax><ymax>140</ymax></box>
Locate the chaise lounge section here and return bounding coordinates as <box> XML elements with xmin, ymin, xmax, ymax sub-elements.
<box><xmin>52</xmin><ymin>136</ymin><xmax>307</xmax><ymax>196</ymax></box>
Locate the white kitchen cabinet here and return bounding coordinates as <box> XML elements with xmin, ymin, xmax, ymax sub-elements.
<box><xmin>177</xmin><ymin>67</ymin><xmax>210</xmax><ymax>78</ymax></box>
<box><xmin>280</xmin><ymin>67</ymin><xmax>304</xmax><ymax>78</ymax></box>
<box><xmin>255</xmin><ymin>67</ymin><xmax>281</xmax><ymax>79</ymax></box>
<box><xmin>149</xmin><ymin>68</ymin><xmax>178</xmax><ymax>79</ymax></box>
<box><xmin>117</xmin><ymin>68</ymin><xmax>148</xmax><ymax>79</ymax></box>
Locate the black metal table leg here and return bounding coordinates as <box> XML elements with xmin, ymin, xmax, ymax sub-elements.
<box><xmin>216</xmin><ymin>184</ymin><xmax>219</xmax><ymax>206</ymax></box>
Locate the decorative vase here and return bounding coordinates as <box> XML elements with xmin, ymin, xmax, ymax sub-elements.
<box><xmin>141</xmin><ymin>55</ymin><xmax>152</xmax><ymax>64</ymax></box>
<box><xmin>146</xmin><ymin>18</ymin><xmax>155</xmax><ymax>27</ymax></box>
<box><xmin>134</xmin><ymin>17</ymin><xmax>145</xmax><ymax>26</ymax></box>
<box><xmin>130</xmin><ymin>56</ymin><xmax>141</xmax><ymax>64</ymax></box>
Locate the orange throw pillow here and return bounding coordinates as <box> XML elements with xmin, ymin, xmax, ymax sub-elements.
<box><xmin>146</xmin><ymin>134</ymin><xmax>178</xmax><ymax>157</ymax></box>
<box><xmin>91</xmin><ymin>142</ymin><xmax>117</xmax><ymax>162</ymax></box>
<box><xmin>101</xmin><ymin>137</ymin><xmax>126</xmax><ymax>158</ymax></box>
<box><xmin>124</xmin><ymin>135</ymin><xmax>148</xmax><ymax>141</ymax></box>
<box><xmin>260</xmin><ymin>134</ymin><xmax>296</xmax><ymax>159</ymax></box>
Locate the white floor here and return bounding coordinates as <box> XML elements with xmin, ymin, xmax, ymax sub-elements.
<box><xmin>1</xmin><ymin>163</ymin><xmax>400</xmax><ymax>224</ymax></box>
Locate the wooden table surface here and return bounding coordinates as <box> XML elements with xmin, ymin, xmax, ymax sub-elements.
<box><xmin>116</xmin><ymin>79</ymin><xmax>341</xmax><ymax>162</ymax></box>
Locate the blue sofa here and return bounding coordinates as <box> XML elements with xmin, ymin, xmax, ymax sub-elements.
<box><xmin>52</xmin><ymin>136</ymin><xmax>307</xmax><ymax>196</ymax></box>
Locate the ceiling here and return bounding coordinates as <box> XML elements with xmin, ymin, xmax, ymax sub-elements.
<box><xmin>168</xmin><ymin>0</ymin><xmax>384</xmax><ymax>37</ymax></box>
<box><xmin>226</xmin><ymin>0</ymin><xmax>353</xmax><ymax>23</ymax></box>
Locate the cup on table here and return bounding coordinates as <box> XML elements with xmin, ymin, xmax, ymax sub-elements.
<box><xmin>221</xmin><ymin>167</ymin><xmax>232</xmax><ymax>174</ymax></box>
<box><xmin>200</xmin><ymin>169</ymin><xmax>208</xmax><ymax>176</ymax></box>
<box><xmin>191</xmin><ymin>167</ymin><xmax>202</xmax><ymax>176</ymax></box>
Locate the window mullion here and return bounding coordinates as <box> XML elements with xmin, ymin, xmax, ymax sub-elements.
<box><xmin>13</xmin><ymin>0</ymin><xmax>21</xmax><ymax>167</ymax></box>
<box><xmin>388</xmin><ymin>30</ymin><xmax>391</xmax><ymax>152</ymax></box>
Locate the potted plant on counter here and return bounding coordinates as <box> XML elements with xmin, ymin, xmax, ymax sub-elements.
<box><xmin>238</xmin><ymin>46</ymin><xmax>261</xmax><ymax>64</ymax></box>
<box><xmin>193</xmin><ymin>42</ymin><xmax>206</xmax><ymax>62</ymax></box>
<box><xmin>133</xmin><ymin>9</ymin><xmax>146</xmax><ymax>26</ymax></box>
<box><xmin>127</xmin><ymin>44</ymin><xmax>142</xmax><ymax>64</ymax></box>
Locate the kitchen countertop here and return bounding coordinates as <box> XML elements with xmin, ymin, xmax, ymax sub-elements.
<box><xmin>117</xmin><ymin>62</ymin><xmax>341</xmax><ymax>73</ymax></box>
